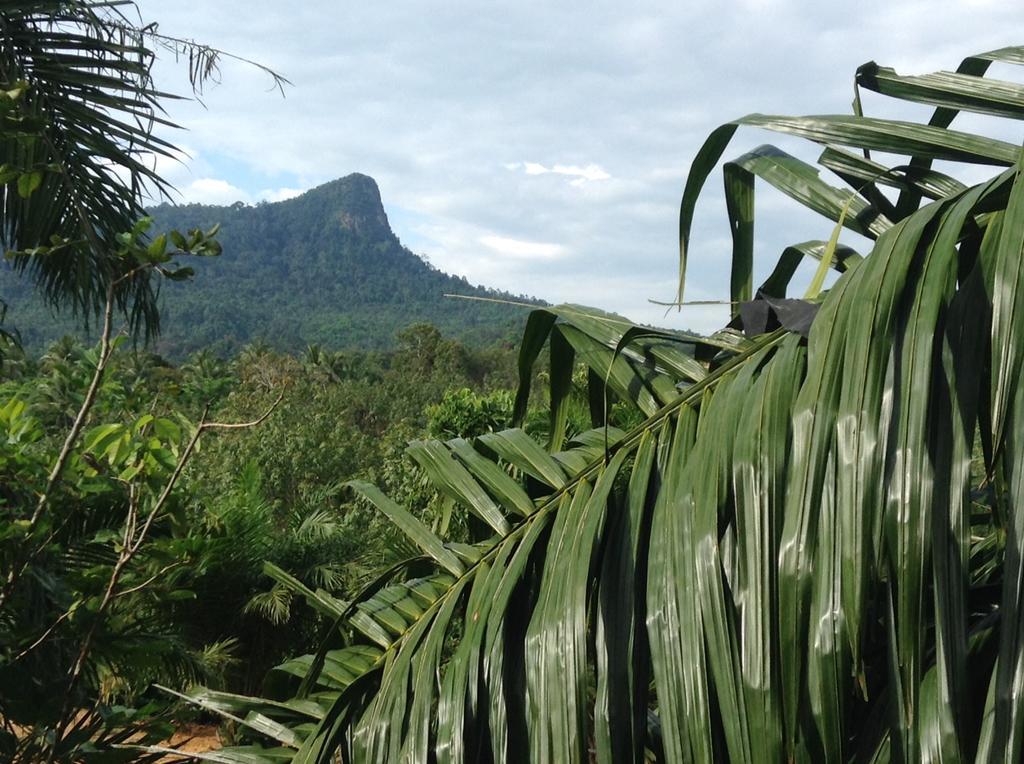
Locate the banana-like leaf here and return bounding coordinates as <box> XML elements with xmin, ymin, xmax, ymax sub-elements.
<box><xmin>131</xmin><ymin>745</ymin><xmax>295</xmax><ymax>763</ymax></box>
<box><xmin>406</xmin><ymin>440</ymin><xmax>510</xmax><ymax>534</ymax></box>
<box><xmin>757</xmin><ymin>239</ymin><xmax>862</xmax><ymax>299</ymax></box>
<box><xmin>817</xmin><ymin>146</ymin><xmax>967</xmax><ymax>204</ymax></box>
<box><xmin>261</xmin><ymin>562</ymin><xmax>346</xmax><ymax>620</ymax></box>
<box><xmin>447</xmin><ymin>437</ymin><xmax>536</xmax><ymax>517</ymax></box>
<box><xmin>273</xmin><ymin>645</ymin><xmax>383</xmax><ymax>693</ymax></box>
<box><xmin>477</xmin><ymin>428</ymin><xmax>568</xmax><ymax>489</ymax></box>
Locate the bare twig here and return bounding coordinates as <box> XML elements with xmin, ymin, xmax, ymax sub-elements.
<box><xmin>131</xmin><ymin>393</ymin><xmax>284</xmax><ymax>555</ymax></box>
<box><xmin>12</xmin><ymin>609</ymin><xmax>74</xmax><ymax>662</ymax></box>
<box><xmin>199</xmin><ymin>396</ymin><xmax>284</xmax><ymax>431</ymax></box>
<box><xmin>36</xmin><ymin>282</ymin><xmax>116</xmax><ymax>517</ymax></box>
<box><xmin>112</xmin><ymin>560</ymin><xmax>185</xmax><ymax>600</ymax></box>
<box><xmin>443</xmin><ymin>293</ymin><xmax>537</xmax><ymax>309</ymax></box>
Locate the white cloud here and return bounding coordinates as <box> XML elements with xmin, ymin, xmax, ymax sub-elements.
<box><xmin>479</xmin><ymin>234</ymin><xmax>566</xmax><ymax>260</ymax></box>
<box><xmin>170</xmin><ymin>179</ymin><xmax>305</xmax><ymax>206</ymax></box>
<box><xmin>514</xmin><ymin>161</ymin><xmax>611</xmax><ymax>186</ymax></box>
<box><xmin>180</xmin><ymin>178</ymin><xmax>251</xmax><ymax>206</ymax></box>
<box><xmin>258</xmin><ymin>187</ymin><xmax>305</xmax><ymax>202</ymax></box>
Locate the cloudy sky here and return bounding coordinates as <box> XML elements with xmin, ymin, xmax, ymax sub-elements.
<box><xmin>134</xmin><ymin>0</ymin><xmax>1021</xmax><ymax>333</ymax></box>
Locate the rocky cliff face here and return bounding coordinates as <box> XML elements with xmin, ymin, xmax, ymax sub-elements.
<box><xmin>285</xmin><ymin>174</ymin><xmax>394</xmax><ymax>240</ymax></box>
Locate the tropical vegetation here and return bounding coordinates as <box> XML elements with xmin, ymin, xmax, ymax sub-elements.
<box><xmin>169</xmin><ymin>47</ymin><xmax>1024</xmax><ymax>764</ymax></box>
<box><xmin>0</xmin><ymin>323</ymin><xmax>531</xmax><ymax>761</ymax></box>
<box><xmin>5</xmin><ymin>2</ymin><xmax>1024</xmax><ymax>763</ymax></box>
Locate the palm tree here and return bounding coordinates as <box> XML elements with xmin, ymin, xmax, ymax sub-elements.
<box><xmin>0</xmin><ymin>1</ymin><xmax>285</xmax><ymax>339</ymax></box>
<box><xmin>178</xmin><ymin>47</ymin><xmax>1024</xmax><ymax>763</ymax></box>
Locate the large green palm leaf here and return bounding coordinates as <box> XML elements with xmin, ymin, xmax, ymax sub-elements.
<box><xmin>182</xmin><ymin>46</ymin><xmax>1024</xmax><ymax>763</ymax></box>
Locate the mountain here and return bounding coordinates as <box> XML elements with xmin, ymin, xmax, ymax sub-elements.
<box><xmin>0</xmin><ymin>174</ymin><xmax>538</xmax><ymax>356</ymax></box>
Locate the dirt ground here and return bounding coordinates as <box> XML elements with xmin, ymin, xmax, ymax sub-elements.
<box><xmin>5</xmin><ymin>721</ymin><xmax>223</xmax><ymax>761</ymax></box>
<box><xmin>158</xmin><ymin>724</ymin><xmax>222</xmax><ymax>760</ymax></box>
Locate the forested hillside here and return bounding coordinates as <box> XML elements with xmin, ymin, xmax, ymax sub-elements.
<box><xmin>0</xmin><ymin>173</ymin><xmax>537</xmax><ymax>355</ymax></box>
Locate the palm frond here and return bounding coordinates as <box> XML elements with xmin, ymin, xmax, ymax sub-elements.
<box><xmin>245</xmin><ymin>585</ymin><xmax>294</xmax><ymax>626</ymax></box>
<box><xmin>187</xmin><ymin>46</ymin><xmax>1024</xmax><ymax>763</ymax></box>
<box><xmin>0</xmin><ymin>2</ymin><xmax>282</xmax><ymax>337</ymax></box>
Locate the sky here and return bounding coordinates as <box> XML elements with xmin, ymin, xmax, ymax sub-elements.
<box><xmin>134</xmin><ymin>0</ymin><xmax>1022</xmax><ymax>333</ymax></box>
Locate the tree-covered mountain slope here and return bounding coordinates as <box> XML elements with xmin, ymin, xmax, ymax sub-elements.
<box><xmin>1</xmin><ymin>173</ymin><xmax>537</xmax><ymax>355</ymax></box>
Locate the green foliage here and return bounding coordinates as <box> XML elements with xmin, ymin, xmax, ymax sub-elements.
<box><xmin>0</xmin><ymin>1</ymin><xmax>250</xmax><ymax>339</ymax></box>
<box><xmin>0</xmin><ymin>3</ymin><xmax>296</xmax><ymax>758</ymax></box>
<box><xmin>0</xmin><ymin>356</ymin><xmax>213</xmax><ymax>760</ymax></box>
<box><xmin>179</xmin><ymin>462</ymin><xmax>370</xmax><ymax>692</ymax></box>
<box><xmin>2</xmin><ymin>175</ymin><xmax>540</xmax><ymax>355</ymax></box>
<box><xmin>0</xmin><ymin>318</ymin><xmax>519</xmax><ymax>759</ymax></box>
<box><xmin>426</xmin><ymin>388</ymin><xmax>513</xmax><ymax>439</ymax></box>
<box><xmin>14</xmin><ymin>6</ymin><xmax>1024</xmax><ymax>763</ymax></box>
<box><xmin>162</xmin><ymin>327</ymin><xmax>521</xmax><ymax>694</ymax></box>
<box><xmin>183</xmin><ymin>45</ymin><xmax>1024</xmax><ymax>764</ymax></box>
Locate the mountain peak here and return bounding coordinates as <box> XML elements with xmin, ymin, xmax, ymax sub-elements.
<box><xmin>5</xmin><ymin>170</ymin><xmax>536</xmax><ymax>355</ymax></box>
<box><xmin>289</xmin><ymin>173</ymin><xmax>392</xmax><ymax>239</ymax></box>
